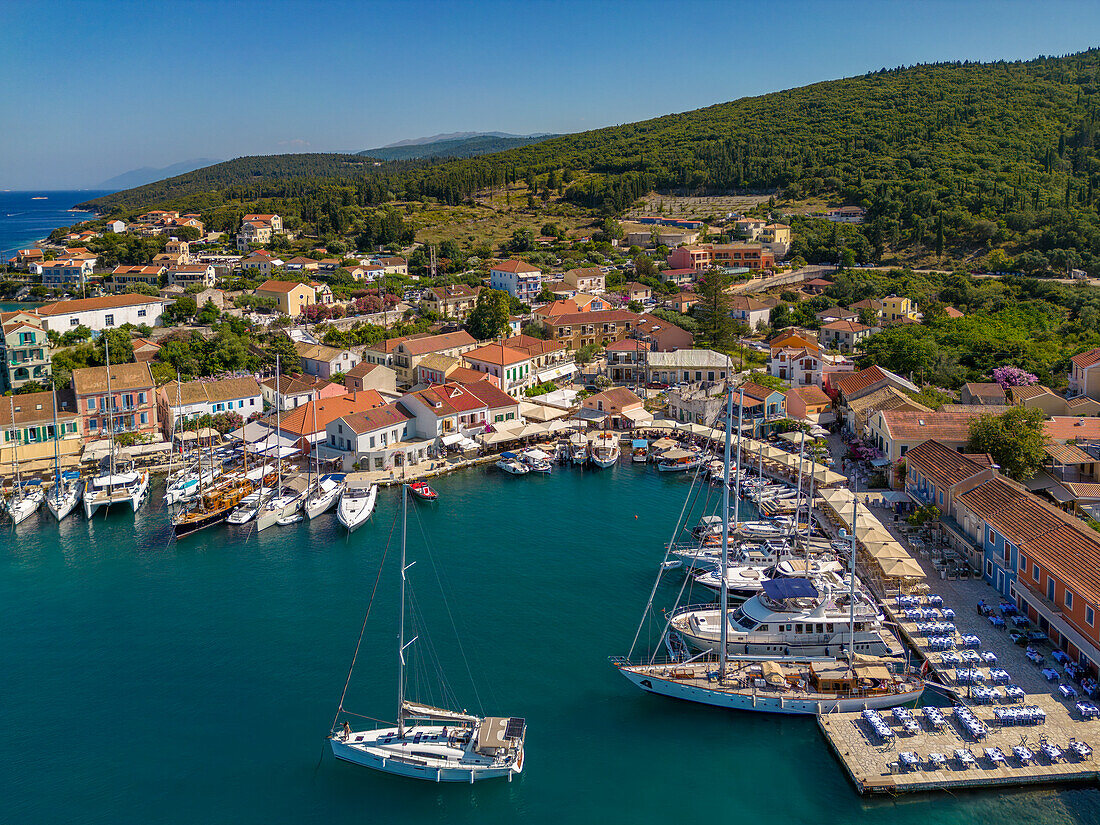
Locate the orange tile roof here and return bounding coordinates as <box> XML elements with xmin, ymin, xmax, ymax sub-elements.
<box><xmin>1071</xmin><ymin>348</ymin><xmax>1100</xmax><ymax>369</ymax></box>
<box><xmin>491</xmin><ymin>259</ymin><xmax>541</xmax><ymax>273</ymax></box>
<box><xmin>400</xmin><ymin>330</ymin><xmax>476</xmax><ymax>356</ymax></box>
<box><xmin>787</xmin><ymin>385</ymin><xmax>831</xmax><ymax>405</ymax></box>
<box><xmin>37</xmin><ymin>294</ymin><xmax>167</xmax><ymax>316</ymax></box>
<box><xmin>1045</xmin><ymin>417</ymin><xmax>1100</xmax><ymax>442</ymax></box>
<box><xmin>257</xmin><ymin>280</ymin><xmax>312</xmax><ymax>294</ymax></box>
<box><xmin>464</xmin><ymin>343</ymin><xmax>532</xmax><ymax>367</ymax></box>
<box><xmin>835</xmin><ymin>365</ymin><xmax>891</xmax><ymax>397</ymax></box>
<box><xmin>276</xmin><ymin>391</ymin><xmax>385</xmax><ymax>437</ymax></box>
<box><xmin>820</xmin><ymin>320</ymin><xmax>870</xmax><ymax>332</ymax></box>
<box><xmin>906</xmin><ymin>440</ymin><xmax>991</xmax><ymax>489</ymax></box>
<box><xmin>879</xmin><ymin>409</ymin><xmax>986</xmax><ymax>442</ymax></box>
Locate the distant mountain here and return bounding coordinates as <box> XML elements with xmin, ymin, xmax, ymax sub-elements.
<box><xmin>379</xmin><ymin>131</ymin><xmax>552</xmax><ymax>148</ymax></box>
<box><xmin>96</xmin><ymin>158</ymin><xmax>223</xmax><ymax>191</ymax></box>
<box><xmin>359</xmin><ymin>133</ymin><xmax>559</xmax><ymax>161</ymax></box>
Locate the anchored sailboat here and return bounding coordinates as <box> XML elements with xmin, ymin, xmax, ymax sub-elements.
<box><xmin>45</xmin><ymin>384</ymin><xmax>80</xmax><ymax>520</ymax></box>
<box><xmin>612</xmin><ymin>386</ymin><xmax>923</xmax><ymax>714</ymax></box>
<box><xmin>83</xmin><ymin>339</ymin><xmax>149</xmax><ymax>518</ymax></box>
<box><xmin>5</xmin><ymin>395</ymin><xmax>44</xmax><ymax>524</ymax></box>
<box><xmin>329</xmin><ymin>485</ymin><xmax>526</xmax><ymax>781</ymax></box>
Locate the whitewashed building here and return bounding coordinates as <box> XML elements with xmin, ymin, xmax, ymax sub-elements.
<box><xmin>34</xmin><ymin>294</ymin><xmax>170</xmax><ymax>333</ymax></box>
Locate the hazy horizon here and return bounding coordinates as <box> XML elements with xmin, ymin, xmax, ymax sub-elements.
<box><xmin>3</xmin><ymin>0</ymin><xmax>1100</xmax><ymax>189</ymax></box>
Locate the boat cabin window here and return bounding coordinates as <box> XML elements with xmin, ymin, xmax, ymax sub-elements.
<box><xmin>827</xmin><ymin>623</ymin><xmax>834</xmax><ymax>633</ymax></box>
<box><xmin>816</xmin><ymin>624</ymin><xmax>824</xmax><ymax>634</ymax></box>
<box><xmin>795</xmin><ymin>623</ymin><xmax>803</xmax><ymax>633</ymax></box>
<box><xmin>757</xmin><ymin>625</ymin><xmax>768</xmax><ymax>632</ymax></box>
<box><xmin>785</xmin><ymin>624</ymin><xmax>792</xmax><ymax>632</ymax></box>
<box><xmin>729</xmin><ymin>608</ymin><xmax>756</xmax><ymax>631</ymax></box>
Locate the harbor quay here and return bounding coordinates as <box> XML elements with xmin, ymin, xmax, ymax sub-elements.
<box><xmin>812</xmin><ymin>496</ymin><xmax>1100</xmax><ymax>796</ymax></box>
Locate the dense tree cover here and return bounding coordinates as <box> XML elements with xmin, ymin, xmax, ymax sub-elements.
<box><xmin>466</xmin><ymin>288</ymin><xmax>512</xmax><ymax>340</ymax></box>
<box><xmin>966</xmin><ymin>406</ymin><xmax>1047</xmax><ymax>481</ymax></box>
<box><xmin>843</xmin><ymin>268</ymin><xmax>1100</xmax><ymax>387</ymax></box>
<box><xmin>77</xmin><ymin>50</ymin><xmax>1100</xmax><ymax>271</ymax></box>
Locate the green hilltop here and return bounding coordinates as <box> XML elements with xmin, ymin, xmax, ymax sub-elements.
<box><xmin>77</xmin><ymin>49</ymin><xmax>1100</xmax><ymax>270</ymax></box>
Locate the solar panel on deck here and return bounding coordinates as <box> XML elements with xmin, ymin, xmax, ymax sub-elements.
<box><xmin>504</xmin><ymin>718</ymin><xmax>526</xmax><ymax>740</ymax></box>
<box><xmin>761</xmin><ymin>578</ymin><xmax>818</xmax><ymax>600</ymax></box>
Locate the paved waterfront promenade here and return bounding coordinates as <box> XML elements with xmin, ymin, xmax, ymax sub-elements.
<box><xmin>816</xmin><ymin>497</ymin><xmax>1100</xmax><ymax>795</ymax></box>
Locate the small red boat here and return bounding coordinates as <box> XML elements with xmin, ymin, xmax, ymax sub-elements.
<box><xmin>407</xmin><ymin>481</ymin><xmax>438</xmax><ymax>501</ymax></box>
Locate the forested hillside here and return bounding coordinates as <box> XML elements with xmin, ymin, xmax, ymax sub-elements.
<box><xmin>77</xmin><ymin>50</ymin><xmax>1100</xmax><ymax>271</ymax></box>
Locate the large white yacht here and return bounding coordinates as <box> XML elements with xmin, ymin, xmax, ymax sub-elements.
<box><xmin>669</xmin><ymin>575</ymin><xmax>902</xmax><ymax>659</ymax></box>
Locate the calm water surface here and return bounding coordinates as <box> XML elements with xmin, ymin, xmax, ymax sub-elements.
<box><xmin>3</xmin><ymin>464</ymin><xmax>1099</xmax><ymax>824</ymax></box>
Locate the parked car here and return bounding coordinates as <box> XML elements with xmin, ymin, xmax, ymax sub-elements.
<box><xmin>646</xmin><ymin>381</ymin><xmax>669</xmax><ymax>390</ymax></box>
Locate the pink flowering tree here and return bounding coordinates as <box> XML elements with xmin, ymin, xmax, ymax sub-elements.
<box><xmin>992</xmin><ymin>366</ymin><xmax>1038</xmax><ymax>388</ymax></box>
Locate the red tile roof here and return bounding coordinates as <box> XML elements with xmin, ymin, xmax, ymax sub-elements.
<box><xmin>464</xmin><ymin>343</ymin><xmax>532</xmax><ymax>367</ymax></box>
<box><xmin>906</xmin><ymin>439</ymin><xmax>991</xmax><ymax>489</ymax></box>
<box><xmin>879</xmin><ymin>409</ymin><xmax>987</xmax><ymax>442</ymax></box>
<box><xmin>339</xmin><ymin>402</ymin><xmax>410</xmax><ymax>434</ymax></box>
<box><xmin>277</xmin><ymin>391</ymin><xmax>385</xmax><ymax>437</ymax></box>
<box><xmin>835</xmin><ymin>365</ymin><xmax>891</xmax><ymax>397</ymax></box>
<box><xmin>1045</xmin><ymin>417</ymin><xmax>1100</xmax><ymax>442</ymax></box>
<box><xmin>1071</xmin><ymin>348</ymin><xmax>1100</xmax><ymax>369</ymax></box>
<box><xmin>491</xmin><ymin>259</ymin><xmax>541</xmax><ymax>273</ymax></box>
<box><xmin>821</xmin><ymin>320</ymin><xmax>870</xmax><ymax>333</ymax></box>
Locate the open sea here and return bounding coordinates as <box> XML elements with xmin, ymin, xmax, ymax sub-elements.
<box><xmin>0</xmin><ymin>190</ymin><xmax>110</xmax><ymax>258</ymax></box>
<box><xmin>3</xmin><ymin>462</ymin><xmax>1100</xmax><ymax>824</ymax></box>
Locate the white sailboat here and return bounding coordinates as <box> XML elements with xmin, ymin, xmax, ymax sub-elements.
<box><xmin>613</xmin><ymin>387</ymin><xmax>923</xmax><ymax>714</ymax></box>
<box><xmin>82</xmin><ymin>341</ymin><xmax>149</xmax><ymax>518</ymax></box>
<box><xmin>5</xmin><ymin>395</ymin><xmax>44</xmax><ymax>524</ymax></box>
<box><xmin>255</xmin><ymin>359</ymin><xmax>305</xmax><ymax>531</ymax></box>
<box><xmin>329</xmin><ymin>485</ymin><xmax>526</xmax><ymax>781</ymax></box>
<box><xmin>304</xmin><ymin>401</ymin><xmax>345</xmax><ymax>518</ymax></box>
<box><xmin>45</xmin><ymin>385</ymin><xmax>80</xmax><ymax>521</ymax></box>
<box><xmin>305</xmin><ymin>473</ymin><xmax>346</xmax><ymax>519</ymax></box>
<box><xmin>337</xmin><ymin>472</ymin><xmax>377</xmax><ymax>531</ymax></box>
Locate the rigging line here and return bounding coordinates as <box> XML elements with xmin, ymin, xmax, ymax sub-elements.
<box><xmin>329</xmin><ymin>500</ymin><xmax>402</xmax><ymax>733</ymax></box>
<box><xmin>410</xmin><ymin>504</ymin><xmax>487</xmax><ymax>716</ymax></box>
<box><xmin>643</xmin><ymin>405</ymin><xmax>729</xmax><ymax>665</ymax></box>
<box><xmin>406</xmin><ymin>582</ymin><xmax>463</xmax><ymax>714</ymax></box>
<box><xmin>627</xmin><ymin>423</ymin><xmax>716</xmax><ymax>659</ymax></box>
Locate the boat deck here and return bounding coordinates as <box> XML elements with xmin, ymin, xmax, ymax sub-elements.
<box><xmin>818</xmin><ymin>692</ymin><xmax>1100</xmax><ymax>794</ymax></box>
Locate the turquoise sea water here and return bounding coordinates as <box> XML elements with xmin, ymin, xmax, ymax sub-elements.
<box><xmin>3</xmin><ymin>463</ymin><xmax>1099</xmax><ymax>824</ymax></box>
<box><xmin>0</xmin><ymin>190</ymin><xmax>108</xmax><ymax>258</ymax></box>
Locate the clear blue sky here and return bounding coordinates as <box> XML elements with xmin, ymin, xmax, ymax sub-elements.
<box><xmin>3</xmin><ymin>0</ymin><xmax>1099</xmax><ymax>190</ymax></box>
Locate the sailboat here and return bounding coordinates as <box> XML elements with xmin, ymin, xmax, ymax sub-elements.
<box><xmin>611</xmin><ymin>388</ymin><xmax>924</xmax><ymax>714</ymax></box>
<box><xmin>255</xmin><ymin>359</ymin><xmax>306</xmax><ymax>531</ymax></box>
<box><xmin>83</xmin><ymin>340</ymin><xmax>149</xmax><ymax>518</ymax></box>
<box><xmin>45</xmin><ymin>385</ymin><xmax>80</xmax><ymax>520</ymax></box>
<box><xmin>303</xmin><ymin>399</ymin><xmax>345</xmax><ymax>519</ymax></box>
<box><xmin>329</xmin><ymin>485</ymin><xmax>527</xmax><ymax>781</ymax></box>
<box><xmin>5</xmin><ymin>394</ymin><xmax>44</xmax><ymax>524</ymax></box>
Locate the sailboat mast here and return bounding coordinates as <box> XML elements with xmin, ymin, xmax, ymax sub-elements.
<box><xmin>794</xmin><ymin>429</ymin><xmax>806</xmax><ymax>549</ymax></box>
<box><xmin>804</xmin><ymin>434</ymin><xmax>817</xmax><ymax>548</ymax></box>
<box><xmin>274</xmin><ymin>355</ymin><xmax>282</xmax><ymax>490</ymax></box>
<box><xmin>9</xmin><ymin>394</ymin><xmax>19</xmax><ymax>492</ymax></box>
<box><xmin>51</xmin><ymin>384</ymin><xmax>60</xmax><ymax>503</ymax></box>
<box><xmin>718</xmin><ymin>386</ymin><xmax>734</xmax><ymax>680</ymax></box>
<box><xmin>105</xmin><ymin>337</ymin><xmax>115</xmax><ymax>488</ymax></box>
<box><xmin>847</xmin><ymin>477</ymin><xmax>859</xmax><ymax>665</ymax></box>
<box><xmin>397</xmin><ymin>483</ymin><xmax>409</xmax><ymax>735</ymax></box>
<box><xmin>312</xmin><ymin>392</ymin><xmax>319</xmax><ymax>485</ymax></box>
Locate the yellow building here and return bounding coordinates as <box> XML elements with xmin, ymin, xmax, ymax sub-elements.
<box><xmin>761</xmin><ymin>223</ymin><xmax>791</xmax><ymax>246</ymax></box>
<box><xmin>256</xmin><ymin>280</ymin><xmax>315</xmax><ymax>317</ymax></box>
<box><xmin>882</xmin><ymin>294</ymin><xmax>919</xmax><ymax>322</ymax></box>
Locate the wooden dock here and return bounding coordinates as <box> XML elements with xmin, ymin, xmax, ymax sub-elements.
<box><xmin>818</xmin><ymin>692</ymin><xmax>1100</xmax><ymax>794</ymax></box>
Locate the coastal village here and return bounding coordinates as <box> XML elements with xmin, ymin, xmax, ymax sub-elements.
<box><xmin>7</xmin><ymin>202</ymin><xmax>1100</xmax><ymax>794</ymax></box>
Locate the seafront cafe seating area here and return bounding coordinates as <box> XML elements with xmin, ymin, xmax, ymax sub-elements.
<box><xmin>818</xmin><ymin>487</ymin><xmax>926</xmax><ymax>593</ymax></box>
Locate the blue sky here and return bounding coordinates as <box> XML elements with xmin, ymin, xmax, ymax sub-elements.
<box><xmin>2</xmin><ymin>0</ymin><xmax>1100</xmax><ymax>190</ymax></box>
